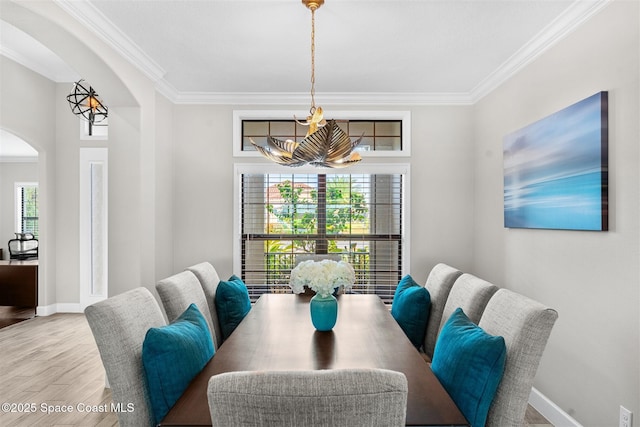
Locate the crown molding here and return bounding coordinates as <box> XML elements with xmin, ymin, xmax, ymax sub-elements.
<box><xmin>470</xmin><ymin>0</ymin><xmax>611</xmax><ymax>103</ymax></box>
<box><xmin>170</xmin><ymin>91</ymin><xmax>474</xmax><ymax>106</ymax></box>
<box><xmin>54</xmin><ymin>0</ymin><xmax>166</xmax><ymax>82</ymax></box>
<box><xmin>155</xmin><ymin>78</ymin><xmax>180</xmax><ymax>102</ymax></box>
<box><xmin>57</xmin><ymin>0</ymin><xmax>611</xmax><ymax>106</ymax></box>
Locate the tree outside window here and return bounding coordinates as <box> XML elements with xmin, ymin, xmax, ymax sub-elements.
<box><xmin>241</xmin><ymin>172</ymin><xmax>403</xmax><ymax>303</ymax></box>
<box><xmin>16</xmin><ymin>184</ymin><xmax>39</xmax><ymax>239</ymax></box>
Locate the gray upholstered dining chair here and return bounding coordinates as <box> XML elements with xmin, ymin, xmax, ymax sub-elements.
<box><xmin>438</xmin><ymin>273</ymin><xmax>498</xmax><ymax>334</ymax></box>
<box><xmin>85</xmin><ymin>287</ymin><xmax>165</xmax><ymax>427</ymax></box>
<box><xmin>207</xmin><ymin>369</ymin><xmax>408</xmax><ymax>427</ymax></box>
<box><xmin>156</xmin><ymin>270</ymin><xmax>219</xmax><ymax>348</ymax></box>
<box><xmin>422</xmin><ymin>263</ymin><xmax>463</xmax><ymax>359</ymax></box>
<box><xmin>479</xmin><ymin>289</ymin><xmax>558</xmax><ymax>426</ymax></box>
<box><xmin>186</xmin><ymin>261</ymin><xmax>223</xmax><ymax>349</ymax></box>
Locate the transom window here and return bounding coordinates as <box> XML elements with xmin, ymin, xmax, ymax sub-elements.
<box><xmin>242</xmin><ymin>120</ymin><xmax>402</xmax><ymax>153</ymax></box>
<box><xmin>232</xmin><ymin>110</ymin><xmax>411</xmax><ymax>158</ymax></box>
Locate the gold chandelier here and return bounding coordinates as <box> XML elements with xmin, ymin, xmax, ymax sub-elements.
<box><xmin>250</xmin><ymin>0</ymin><xmax>362</xmax><ymax>168</ymax></box>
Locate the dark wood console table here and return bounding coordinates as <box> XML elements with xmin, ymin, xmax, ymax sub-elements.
<box><xmin>0</xmin><ymin>260</ymin><xmax>38</xmax><ymax>308</ymax></box>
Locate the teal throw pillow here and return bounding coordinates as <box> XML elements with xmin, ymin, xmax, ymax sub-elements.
<box><xmin>142</xmin><ymin>303</ymin><xmax>214</xmax><ymax>424</ymax></box>
<box><xmin>216</xmin><ymin>275</ymin><xmax>251</xmax><ymax>340</ymax></box>
<box><xmin>390</xmin><ymin>274</ymin><xmax>431</xmax><ymax>348</ymax></box>
<box><xmin>431</xmin><ymin>308</ymin><xmax>506</xmax><ymax>427</ymax></box>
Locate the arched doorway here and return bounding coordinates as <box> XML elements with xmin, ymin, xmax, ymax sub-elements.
<box><xmin>2</xmin><ymin>1</ymin><xmax>151</xmax><ymax>311</ymax></box>
<box><xmin>0</xmin><ymin>129</ymin><xmax>39</xmax><ymax>327</ymax></box>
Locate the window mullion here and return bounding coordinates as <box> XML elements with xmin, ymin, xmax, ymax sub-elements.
<box><xmin>316</xmin><ymin>174</ymin><xmax>327</xmax><ymax>254</ymax></box>
<box><xmin>238</xmin><ymin>169</ymin><xmax>405</xmax><ymax>304</ymax></box>
<box><xmin>21</xmin><ymin>187</ymin><xmax>26</xmax><ymax>232</ymax></box>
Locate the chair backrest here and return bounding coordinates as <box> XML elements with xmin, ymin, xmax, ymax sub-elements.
<box><xmin>186</xmin><ymin>262</ymin><xmax>223</xmax><ymax>348</ymax></box>
<box><xmin>156</xmin><ymin>270</ymin><xmax>218</xmax><ymax>349</ymax></box>
<box><xmin>8</xmin><ymin>235</ymin><xmax>39</xmax><ymax>260</ymax></box>
<box><xmin>422</xmin><ymin>263</ymin><xmax>463</xmax><ymax>358</ymax></box>
<box><xmin>207</xmin><ymin>369</ymin><xmax>408</xmax><ymax>427</ymax></box>
<box><xmin>85</xmin><ymin>287</ymin><xmax>165</xmax><ymax>427</ymax></box>
<box><xmin>439</xmin><ymin>273</ymin><xmax>498</xmax><ymax>333</ymax></box>
<box><xmin>478</xmin><ymin>289</ymin><xmax>558</xmax><ymax>426</ymax></box>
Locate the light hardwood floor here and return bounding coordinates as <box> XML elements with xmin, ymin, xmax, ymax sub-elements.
<box><xmin>0</xmin><ymin>313</ymin><xmax>552</xmax><ymax>427</ymax></box>
<box><xmin>0</xmin><ymin>313</ymin><xmax>118</xmax><ymax>427</ymax></box>
<box><xmin>0</xmin><ymin>306</ymin><xmax>35</xmax><ymax>329</ymax></box>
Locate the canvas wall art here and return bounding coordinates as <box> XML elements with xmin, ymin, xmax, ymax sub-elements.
<box><xmin>503</xmin><ymin>91</ymin><xmax>608</xmax><ymax>231</ymax></box>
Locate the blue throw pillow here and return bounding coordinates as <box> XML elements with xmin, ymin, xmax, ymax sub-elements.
<box><xmin>216</xmin><ymin>275</ymin><xmax>251</xmax><ymax>340</ymax></box>
<box><xmin>390</xmin><ymin>274</ymin><xmax>431</xmax><ymax>348</ymax></box>
<box><xmin>142</xmin><ymin>303</ymin><xmax>214</xmax><ymax>424</ymax></box>
<box><xmin>431</xmin><ymin>307</ymin><xmax>506</xmax><ymax>427</ymax></box>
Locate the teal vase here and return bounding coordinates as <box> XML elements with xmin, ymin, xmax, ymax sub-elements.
<box><xmin>310</xmin><ymin>293</ymin><xmax>338</xmax><ymax>331</ymax></box>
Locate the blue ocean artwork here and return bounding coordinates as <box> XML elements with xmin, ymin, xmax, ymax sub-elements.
<box><xmin>503</xmin><ymin>92</ymin><xmax>608</xmax><ymax>231</ymax></box>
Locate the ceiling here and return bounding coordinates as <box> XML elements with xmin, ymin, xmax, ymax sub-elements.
<box><xmin>0</xmin><ymin>0</ymin><xmax>609</xmax><ymax>157</ymax></box>
<box><xmin>85</xmin><ymin>0</ymin><xmax>578</xmax><ymax>95</ymax></box>
<box><xmin>4</xmin><ymin>0</ymin><xmax>609</xmax><ymax>104</ymax></box>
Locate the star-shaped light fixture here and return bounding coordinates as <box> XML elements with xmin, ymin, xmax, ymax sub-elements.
<box><xmin>251</xmin><ymin>0</ymin><xmax>362</xmax><ymax>168</ymax></box>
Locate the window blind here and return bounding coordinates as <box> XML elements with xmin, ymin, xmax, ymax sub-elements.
<box><xmin>240</xmin><ymin>172</ymin><xmax>403</xmax><ymax>304</ymax></box>
<box><xmin>19</xmin><ymin>186</ymin><xmax>39</xmax><ymax>238</ymax></box>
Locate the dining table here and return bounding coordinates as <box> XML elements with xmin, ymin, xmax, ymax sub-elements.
<box><xmin>160</xmin><ymin>293</ymin><xmax>469</xmax><ymax>426</ymax></box>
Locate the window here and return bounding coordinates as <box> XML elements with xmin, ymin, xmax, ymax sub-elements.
<box><xmin>242</xmin><ymin>120</ymin><xmax>402</xmax><ymax>153</ymax></box>
<box><xmin>235</xmin><ymin>164</ymin><xmax>409</xmax><ymax>304</ymax></box>
<box><xmin>15</xmin><ymin>183</ymin><xmax>38</xmax><ymax>238</ymax></box>
<box><xmin>233</xmin><ymin>110</ymin><xmax>411</xmax><ymax>157</ymax></box>
<box><xmin>80</xmin><ymin>148</ymin><xmax>109</xmax><ymax>308</ymax></box>
<box><xmin>80</xmin><ymin>116</ymin><xmax>108</xmax><ymax>140</ymax></box>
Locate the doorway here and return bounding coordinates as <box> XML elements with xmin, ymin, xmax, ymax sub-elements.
<box><xmin>0</xmin><ymin>130</ymin><xmax>39</xmax><ymax>328</ymax></box>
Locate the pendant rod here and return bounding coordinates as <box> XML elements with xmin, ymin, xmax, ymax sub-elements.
<box><xmin>310</xmin><ymin>6</ymin><xmax>316</xmax><ymax>114</ymax></box>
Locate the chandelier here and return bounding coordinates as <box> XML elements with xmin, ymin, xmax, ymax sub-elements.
<box><xmin>66</xmin><ymin>80</ymin><xmax>108</xmax><ymax>134</ymax></box>
<box><xmin>250</xmin><ymin>0</ymin><xmax>362</xmax><ymax>168</ymax></box>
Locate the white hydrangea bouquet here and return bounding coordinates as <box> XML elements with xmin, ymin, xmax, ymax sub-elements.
<box><xmin>289</xmin><ymin>259</ymin><xmax>356</xmax><ymax>298</ymax></box>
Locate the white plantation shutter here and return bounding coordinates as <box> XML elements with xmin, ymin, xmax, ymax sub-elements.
<box><xmin>240</xmin><ymin>171</ymin><xmax>405</xmax><ymax>304</ymax></box>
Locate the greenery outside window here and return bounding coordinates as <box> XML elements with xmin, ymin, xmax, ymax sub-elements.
<box><xmin>235</xmin><ymin>164</ymin><xmax>409</xmax><ymax>304</ymax></box>
<box><xmin>15</xmin><ymin>183</ymin><xmax>39</xmax><ymax>238</ymax></box>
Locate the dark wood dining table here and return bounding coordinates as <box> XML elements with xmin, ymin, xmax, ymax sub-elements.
<box><xmin>160</xmin><ymin>293</ymin><xmax>469</xmax><ymax>426</ymax></box>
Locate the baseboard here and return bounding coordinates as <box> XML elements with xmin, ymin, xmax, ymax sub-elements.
<box><xmin>36</xmin><ymin>303</ymin><xmax>83</xmax><ymax>316</ymax></box>
<box><xmin>36</xmin><ymin>305</ymin><xmax>56</xmax><ymax>316</ymax></box>
<box><xmin>529</xmin><ymin>387</ymin><xmax>583</xmax><ymax>427</ymax></box>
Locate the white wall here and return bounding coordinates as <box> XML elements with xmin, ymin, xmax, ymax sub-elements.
<box><xmin>154</xmin><ymin>94</ymin><xmax>175</xmax><ymax>283</ymax></box>
<box><xmin>472</xmin><ymin>1</ymin><xmax>639</xmax><ymax>424</ymax></box>
<box><xmin>171</xmin><ymin>104</ymin><xmax>476</xmax><ymax>283</ymax></box>
<box><xmin>172</xmin><ymin>105</ymin><xmax>237</xmax><ymax>277</ymax></box>
<box><xmin>2</xmin><ymin>1</ymin><xmax>176</xmax><ymax>305</ymax></box>
<box><xmin>53</xmin><ymin>83</ymin><xmax>83</xmax><ymax>305</ymax></box>
<box><xmin>410</xmin><ymin>106</ymin><xmax>476</xmax><ymax>274</ymax></box>
<box><xmin>106</xmin><ymin>106</ymin><xmax>143</xmax><ymax>297</ymax></box>
<box><xmin>0</xmin><ymin>56</ymin><xmax>57</xmax><ymax>306</ymax></box>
